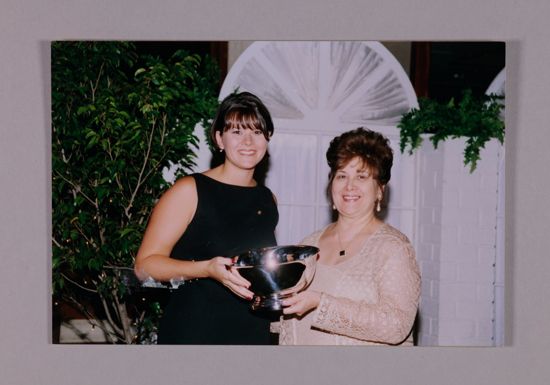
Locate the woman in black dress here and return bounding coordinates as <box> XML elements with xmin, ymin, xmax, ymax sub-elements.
<box><xmin>135</xmin><ymin>92</ymin><xmax>278</xmax><ymax>344</ymax></box>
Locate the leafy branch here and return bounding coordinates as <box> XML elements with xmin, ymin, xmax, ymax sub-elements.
<box><xmin>51</xmin><ymin>41</ymin><xmax>220</xmax><ymax>343</ymax></box>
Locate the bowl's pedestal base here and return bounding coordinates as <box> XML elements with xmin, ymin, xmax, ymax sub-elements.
<box><xmin>251</xmin><ymin>293</ymin><xmax>294</xmax><ymax>311</ymax></box>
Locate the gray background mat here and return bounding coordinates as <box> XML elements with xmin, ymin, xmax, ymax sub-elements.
<box><xmin>1</xmin><ymin>0</ymin><xmax>549</xmax><ymax>384</ymax></box>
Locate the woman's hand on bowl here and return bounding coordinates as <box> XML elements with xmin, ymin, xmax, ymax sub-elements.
<box><xmin>206</xmin><ymin>256</ymin><xmax>254</xmax><ymax>300</ymax></box>
<box><xmin>282</xmin><ymin>290</ymin><xmax>321</xmax><ymax>316</ymax></box>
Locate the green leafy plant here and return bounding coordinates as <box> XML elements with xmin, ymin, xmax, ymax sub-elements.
<box><xmin>398</xmin><ymin>89</ymin><xmax>504</xmax><ymax>172</ymax></box>
<box><xmin>51</xmin><ymin>41</ymin><xmax>219</xmax><ymax>343</ymax></box>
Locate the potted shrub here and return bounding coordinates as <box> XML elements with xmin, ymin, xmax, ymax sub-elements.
<box><xmin>51</xmin><ymin>41</ymin><xmax>220</xmax><ymax>343</ymax></box>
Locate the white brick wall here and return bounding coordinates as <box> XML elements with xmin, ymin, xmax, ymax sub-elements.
<box><xmin>416</xmin><ymin>137</ymin><xmax>503</xmax><ymax>346</ymax></box>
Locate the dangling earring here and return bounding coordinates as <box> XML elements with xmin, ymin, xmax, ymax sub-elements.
<box><xmin>376</xmin><ymin>197</ymin><xmax>382</xmax><ymax>212</ymax></box>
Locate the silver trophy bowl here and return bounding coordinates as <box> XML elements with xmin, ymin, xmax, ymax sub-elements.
<box><xmin>233</xmin><ymin>245</ymin><xmax>319</xmax><ymax>311</ymax></box>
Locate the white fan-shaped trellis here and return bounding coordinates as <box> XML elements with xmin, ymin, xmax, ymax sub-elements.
<box><xmin>486</xmin><ymin>68</ymin><xmax>505</xmax><ymax>95</ymax></box>
<box><xmin>221</xmin><ymin>41</ymin><xmax>418</xmax><ymax>128</ymax></box>
<box><xmin>216</xmin><ymin>41</ymin><xmax>418</xmax><ymax>244</ymax></box>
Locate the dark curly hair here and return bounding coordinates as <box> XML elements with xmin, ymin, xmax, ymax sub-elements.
<box><xmin>326</xmin><ymin>127</ymin><xmax>393</xmax><ymax>199</ymax></box>
<box><xmin>210</xmin><ymin>91</ymin><xmax>274</xmax><ymax>149</ymax></box>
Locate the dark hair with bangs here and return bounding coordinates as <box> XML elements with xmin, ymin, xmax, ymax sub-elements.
<box><xmin>326</xmin><ymin>127</ymin><xmax>393</xmax><ymax>199</ymax></box>
<box><xmin>210</xmin><ymin>91</ymin><xmax>274</xmax><ymax>149</ymax></box>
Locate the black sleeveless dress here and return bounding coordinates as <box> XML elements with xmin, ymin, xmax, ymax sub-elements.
<box><xmin>156</xmin><ymin>173</ymin><xmax>279</xmax><ymax>344</ymax></box>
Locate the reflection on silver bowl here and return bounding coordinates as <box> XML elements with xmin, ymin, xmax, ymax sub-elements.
<box><xmin>233</xmin><ymin>245</ymin><xmax>319</xmax><ymax>311</ymax></box>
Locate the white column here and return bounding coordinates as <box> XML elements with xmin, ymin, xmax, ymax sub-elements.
<box><xmin>416</xmin><ymin>137</ymin><xmax>502</xmax><ymax>346</ymax></box>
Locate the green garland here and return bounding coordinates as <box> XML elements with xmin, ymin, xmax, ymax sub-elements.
<box><xmin>398</xmin><ymin>89</ymin><xmax>505</xmax><ymax>172</ymax></box>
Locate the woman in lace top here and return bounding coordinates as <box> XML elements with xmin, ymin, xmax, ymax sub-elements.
<box><xmin>277</xmin><ymin>127</ymin><xmax>420</xmax><ymax>345</ymax></box>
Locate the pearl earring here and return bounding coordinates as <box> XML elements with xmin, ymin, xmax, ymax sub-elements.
<box><xmin>376</xmin><ymin>193</ymin><xmax>383</xmax><ymax>212</ymax></box>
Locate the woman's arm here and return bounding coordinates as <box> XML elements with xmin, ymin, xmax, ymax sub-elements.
<box><xmin>312</xmin><ymin>242</ymin><xmax>420</xmax><ymax>344</ymax></box>
<box><xmin>134</xmin><ymin>176</ymin><xmax>253</xmax><ymax>299</ymax></box>
<box><xmin>283</xmin><ymin>240</ymin><xmax>420</xmax><ymax>344</ymax></box>
<box><xmin>134</xmin><ymin>176</ymin><xmax>199</xmax><ymax>281</ymax></box>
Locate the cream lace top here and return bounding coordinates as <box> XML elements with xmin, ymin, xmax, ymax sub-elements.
<box><xmin>275</xmin><ymin>223</ymin><xmax>420</xmax><ymax>345</ymax></box>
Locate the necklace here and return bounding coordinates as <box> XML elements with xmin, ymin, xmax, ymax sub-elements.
<box><xmin>335</xmin><ymin>226</ymin><xmax>357</xmax><ymax>257</ymax></box>
<box><xmin>335</xmin><ymin>218</ymin><xmax>376</xmax><ymax>257</ymax></box>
